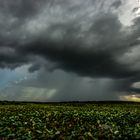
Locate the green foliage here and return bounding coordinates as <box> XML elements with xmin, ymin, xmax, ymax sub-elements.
<box><xmin>0</xmin><ymin>103</ymin><xmax>140</xmax><ymax>139</ymax></box>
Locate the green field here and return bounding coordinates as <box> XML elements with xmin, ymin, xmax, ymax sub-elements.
<box><xmin>0</xmin><ymin>102</ymin><xmax>140</xmax><ymax>139</ymax></box>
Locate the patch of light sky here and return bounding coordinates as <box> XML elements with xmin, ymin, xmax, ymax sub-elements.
<box><xmin>118</xmin><ymin>0</ymin><xmax>138</xmax><ymax>26</ymax></box>
<box><xmin>0</xmin><ymin>65</ymin><xmax>37</xmax><ymax>90</ymax></box>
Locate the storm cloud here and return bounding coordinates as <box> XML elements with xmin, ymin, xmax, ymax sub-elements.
<box><xmin>0</xmin><ymin>0</ymin><xmax>140</xmax><ymax>101</ymax></box>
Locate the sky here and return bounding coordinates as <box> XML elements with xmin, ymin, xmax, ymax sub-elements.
<box><xmin>0</xmin><ymin>0</ymin><xmax>140</xmax><ymax>102</ymax></box>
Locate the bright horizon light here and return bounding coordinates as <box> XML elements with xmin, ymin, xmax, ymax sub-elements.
<box><xmin>120</xmin><ymin>94</ymin><xmax>140</xmax><ymax>102</ymax></box>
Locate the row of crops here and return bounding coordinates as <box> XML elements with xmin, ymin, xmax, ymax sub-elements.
<box><xmin>0</xmin><ymin>102</ymin><xmax>140</xmax><ymax>139</ymax></box>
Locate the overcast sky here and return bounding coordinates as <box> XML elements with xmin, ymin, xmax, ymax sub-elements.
<box><xmin>0</xmin><ymin>0</ymin><xmax>140</xmax><ymax>101</ymax></box>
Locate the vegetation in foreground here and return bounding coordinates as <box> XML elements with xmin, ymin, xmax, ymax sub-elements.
<box><xmin>0</xmin><ymin>102</ymin><xmax>140</xmax><ymax>139</ymax></box>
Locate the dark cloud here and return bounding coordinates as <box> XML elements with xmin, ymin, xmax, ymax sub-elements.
<box><xmin>0</xmin><ymin>0</ymin><xmax>138</xmax><ymax>75</ymax></box>
<box><xmin>19</xmin><ymin>12</ymin><xmax>139</xmax><ymax>79</ymax></box>
<box><xmin>111</xmin><ymin>0</ymin><xmax>122</xmax><ymax>9</ymax></box>
<box><xmin>22</xmin><ymin>39</ymin><xmax>137</xmax><ymax>78</ymax></box>
<box><xmin>28</xmin><ymin>63</ymin><xmax>41</xmax><ymax>73</ymax></box>
<box><xmin>0</xmin><ymin>0</ymin><xmax>46</xmax><ymax>19</ymax></box>
<box><xmin>0</xmin><ymin>0</ymin><xmax>140</xmax><ymax>100</ymax></box>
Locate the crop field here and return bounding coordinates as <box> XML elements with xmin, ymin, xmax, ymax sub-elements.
<box><xmin>0</xmin><ymin>102</ymin><xmax>140</xmax><ymax>140</ymax></box>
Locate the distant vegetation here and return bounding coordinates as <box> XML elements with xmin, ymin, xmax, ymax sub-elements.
<box><xmin>0</xmin><ymin>102</ymin><xmax>140</xmax><ymax>139</ymax></box>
